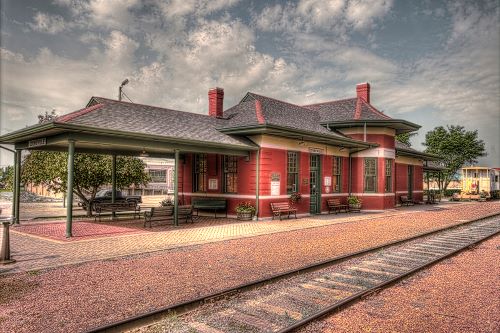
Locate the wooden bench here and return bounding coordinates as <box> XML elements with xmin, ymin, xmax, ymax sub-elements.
<box><xmin>400</xmin><ymin>195</ymin><xmax>414</xmax><ymax>206</ymax></box>
<box><xmin>326</xmin><ymin>198</ymin><xmax>349</xmax><ymax>214</ymax></box>
<box><xmin>94</xmin><ymin>201</ymin><xmax>140</xmax><ymax>221</ymax></box>
<box><xmin>192</xmin><ymin>198</ymin><xmax>227</xmax><ymax>218</ymax></box>
<box><xmin>143</xmin><ymin>205</ymin><xmax>194</xmax><ymax>228</ymax></box>
<box><xmin>270</xmin><ymin>202</ymin><xmax>297</xmax><ymax>220</ymax></box>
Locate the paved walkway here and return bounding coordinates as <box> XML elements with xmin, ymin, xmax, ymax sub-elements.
<box><xmin>1</xmin><ymin>202</ymin><xmax>496</xmax><ymax>275</ymax></box>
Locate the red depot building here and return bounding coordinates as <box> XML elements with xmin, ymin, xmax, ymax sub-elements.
<box><xmin>2</xmin><ymin>82</ymin><xmax>437</xmax><ymax>223</ymax></box>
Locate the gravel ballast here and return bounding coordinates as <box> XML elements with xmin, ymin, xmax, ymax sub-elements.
<box><xmin>298</xmin><ymin>235</ymin><xmax>500</xmax><ymax>333</ymax></box>
<box><xmin>0</xmin><ymin>202</ymin><xmax>499</xmax><ymax>332</ymax></box>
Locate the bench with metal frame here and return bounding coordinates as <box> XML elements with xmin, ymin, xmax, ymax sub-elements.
<box><xmin>399</xmin><ymin>195</ymin><xmax>414</xmax><ymax>206</ymax></box>
<box><xmin>94</xmin><ymin>201</ymin><xmax>140</xmax><ymax>221</ymax></box>
<box><xmin>270</xmin><ymin>202</ymin><xmax>297</xmax><ymax>220</ymax></box>
<box><xmin>326</xmin><ymin>198</ymin><xmax>349</xmax><ymax>214</ymax></box>
<box><xmin>191</xmin><ymin>198</ymin><xmax>227</xmax><ymax>218</ymax></box>
<box><xmin>143</xmin><ymin>205</ymin><xmax>194</xmax><ymax>228</ymax></box>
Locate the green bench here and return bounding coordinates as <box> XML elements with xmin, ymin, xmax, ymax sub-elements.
<box><xmin>143</xmin><ymin>205</ymin><xmax>194</xmax><ymax>228</ymax></box>
<box><xmin>191</xmin><ymin>197</ymin><xmax>227</xmax><ymax>218</ymax></box>
<box><xmin>94</xmin><ymin>201</ymin><xmax>140</xmax><ymax>221</ymax></box>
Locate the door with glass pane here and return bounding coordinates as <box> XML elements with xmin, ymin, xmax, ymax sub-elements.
<box><xmin>310</xmin><ymin>154</ymin><xmax>321</xmax><ymax>214</ymax></box>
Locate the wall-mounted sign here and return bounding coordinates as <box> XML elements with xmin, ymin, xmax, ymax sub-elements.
<box><xmin>271</xmin><ymin>173</ymin><xmax>280</xmax><ymax>181</ymax></box>
<box><xmin>324</xmin><ymin>176</ymin><xmax>331</xmax><ymax>186</ymax></box>
<box><xmin>208</xmin><ymin>178</ymin><xmax>218</xmax><ymax>190</ymax></box>
<box><xmin>302</xmin><ymin>178</ymin><xmax>309</xmax><ymax>185</ymax></box>
<box><xmin>271</xmin><ymin>181</ymin><xmax>280</xmax><ymax>196</ymax></box>
<box><xmin>325</xmin><ymin>186</ymin><xmax>330</xmax><ymax>194</ymax></box>
<box><xmin>308</xmin><ymin>147</ymin><xmax>324</xmax><ymax>154</ymax></box>
<box><xmin>28</xmin><ymin>138</ymin><xmax>47</xmax><ymax>148</ymax></box>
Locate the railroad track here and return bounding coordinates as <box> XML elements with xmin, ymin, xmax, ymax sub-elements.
<box><xmin>88</xmin><ymin>214</ymin><xmax>500</xmax><ymax>333</ymax></box>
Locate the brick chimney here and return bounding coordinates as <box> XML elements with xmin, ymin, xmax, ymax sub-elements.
<box><xmin>356</xmin><ymin>83</ymin><xmax>370</xmax><ymax>103</ymax></box>
<box><xmin>208</xmin><ymin>87</ymin><xmax>224</xmax><ymax>118</ymax></box>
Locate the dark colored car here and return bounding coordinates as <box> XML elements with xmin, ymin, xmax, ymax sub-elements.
<box><xmin>79</xmin><ymin>189</ymin><xmax>142</xmax><ymax>211</ymax></box>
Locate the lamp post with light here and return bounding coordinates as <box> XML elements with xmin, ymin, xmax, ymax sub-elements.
<box><xmin>119</xmin><ymin>78</ymin><xmax>129</xmax><ymax>101</ymax></box>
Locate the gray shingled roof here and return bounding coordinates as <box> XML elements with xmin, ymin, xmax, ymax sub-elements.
<box><xmin>303</xmin><ymin>98</ymin><xmax>392</xmax><ymax>122</ymax></box>
<box><xmin>222</xmin><ymin>92</ymin><xmax>350</xmax><ymax>139</ymax></box>
<box><xmin>55</xmin><ymin>97</ymin><xmax>255</xmax><ymax>148</ymax></box>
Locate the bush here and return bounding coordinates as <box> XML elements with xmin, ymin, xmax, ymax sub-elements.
<box><xmin>235</xmin><ymin>202</ymin><xmax>256</xmax><ymax>214</ymax></box>
<box><xmin>424</xmin><ymin>189</ymin><xmax>461</xmax><ymax>197</ymax></box>
<box><xmin>159</xmin><ymin>197</ymin><xmax>173</xmax><ymax>206</ymax></box>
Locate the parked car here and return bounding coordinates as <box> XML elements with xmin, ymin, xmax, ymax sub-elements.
<box><xmin>78</xmin><ymin>190</ymin><xmax>142</xmax><ymax>211</ymax></box>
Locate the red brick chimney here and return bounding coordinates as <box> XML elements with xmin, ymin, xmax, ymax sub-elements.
<box><xmin>356</xmin><ymin>83</ymin><xmax>370</xmax><ymax>103</ymax></box>
<box><xmin>208</xmin><ymin>87</ymin><xmax>224</xmax><ymax>118</ymax></box>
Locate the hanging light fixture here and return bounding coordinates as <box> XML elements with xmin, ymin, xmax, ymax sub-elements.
<box><xmin>139</xmin><ymin>148</ymin><xmax>149</xmax><ymax>157</ymax></box>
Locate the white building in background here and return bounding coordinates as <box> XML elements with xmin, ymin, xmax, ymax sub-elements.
<box><xmin>461</xmin><ymin>166</ymin><xmax>500</xmax><ymax>194</ymax></box>
<box><xmin>127</xmin><ymin>158</ymin><xmax>175</xmax><ymax>196</ymax></box>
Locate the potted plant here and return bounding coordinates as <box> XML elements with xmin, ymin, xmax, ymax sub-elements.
<box><xmin>159</xmin><ymin>197</ymin><xmax>173</xmax><ymax>206</ymax></box>
<box><xmin>235</xmin><ymin>201</ymin><xmax>256</xmax><ymax>220</ymax></box>
<box><xmin>289</xmin><ymin>192</ymin><xmax>302</xmax><ymax>205</ymax></box>
<box><xmin>347</xmin><ymin>195</ymin><xmax>361</xmax><ymax>212</ymax></box>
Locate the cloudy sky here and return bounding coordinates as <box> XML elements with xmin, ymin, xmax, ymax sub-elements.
<box><xmin>1</xmin><ymin>0</ymin><xmax>498</xmax><ymax>166</ymax></box>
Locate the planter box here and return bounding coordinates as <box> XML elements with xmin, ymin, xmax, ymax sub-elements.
<box><xmin>237</xmin><ymin>212</ymin><xmax>254</xmax><ymax>220</ymax></box>
<box><xmin>348</xmin><ymin>203</ymin><xmax>361</xmax><ymax>212</ymax></box>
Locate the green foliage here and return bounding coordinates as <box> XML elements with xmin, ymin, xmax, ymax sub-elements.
<box><xmin>395</xmin><ymin>132</ymin><xmax>417</xmax><ymax>147</ymax></box>
<box><xmin>347</xmin><ymin>195</ymin><xmax>361</xmax><ymax>205</ymax></box>
<box><xmin>235</xmin><ymin>201</ymin><xmax>256</xmax><ymax>214</ymax></box>
<box><xmin>21</xmin><ymin>151</ymin><xmax>149</xmax><ymax>215</ymax></box>
<box><xmin>0</xmin><ymin>166</ymin><xmax>14</xmax><ymax>190</ymax></box>
<box><xmin>423</xmin><ymin>125</ymin><xmax>486</xmax><ymax>191</ymax></box>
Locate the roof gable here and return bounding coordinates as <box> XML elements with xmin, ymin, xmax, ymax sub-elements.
<box><xmin>302</xmin><ymin>97</ymin><xmax>391</xmax><ymax>122</ymax></box>
<box><xmin>222</xmin><ymin>92</ymin><xmax>349</xmax><ymax>140</ymax></box>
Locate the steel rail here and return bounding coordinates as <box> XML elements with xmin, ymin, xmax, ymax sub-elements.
<box><xmin>86</xmin><ymin>212</ymin><xmax>500</xmax><ymax>333</ymax></box>
<box><xmin>277</xmin><ymin>219</ymin><xmax>500</xmax><ymax>332</ymax></box>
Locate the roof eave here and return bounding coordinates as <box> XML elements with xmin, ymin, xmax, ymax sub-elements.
<box><xmin>322</xmin><ymin>119</ymin><xmax>420</xmax><ymax>134</ymax></box>
<box><xmin>218</xmin><ymin>124</ymin><xmax>376</xmax><ymax>149</ymax></box>
<box><xmin>1</xmin><ymin>122</ymin><xmax>258</xmax><ymax>152</ymax></box>
<box><xmin>0</xmin><ymin>122</ymin><xmax>58</xmax><ymax>143</ymax></box>
<box><xmin>396</xmin><ymin>148</ymin><xmax>440</xmax><ymax>161</ymax></box>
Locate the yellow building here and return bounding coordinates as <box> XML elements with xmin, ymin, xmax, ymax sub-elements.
<box><xmin>461</xmin><ymin>166</ymin><xmax>500</xmax><ymax>195</ymax></box>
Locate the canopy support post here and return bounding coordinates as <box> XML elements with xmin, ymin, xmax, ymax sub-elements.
<box><xmin>65</xmin><ymin>140</ymin><xmax>75</xmax><ymax>238</ymax></box>
<box><xmin>13</xmin><ymin>150</ymin><xmax>21</xmax><ymax>224</ymax></box>
<box><xmin>174</xmin><ymin>149</ymin><xmax>179</xmax><ymax>226</ymax></box>
<box><xmin>112</xmin><ymin>155</ymin><xmax>117</xmax><ymax>218</ymax></box>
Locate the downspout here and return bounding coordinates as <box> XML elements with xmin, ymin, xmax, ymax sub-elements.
<box><xmin>394</xmin><ymin>153</ymin><xmax>398</xmax><ymax>204</ymax></box>
<box><xmin>254</xmin><ymin>148</ymin><xmax>261</xmax><ymax>221</ymax></box>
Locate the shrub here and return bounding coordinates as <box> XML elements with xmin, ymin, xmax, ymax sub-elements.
<box><xmin>235</xmin><ymin>201</ymin><xmax>256</xmax><ymax>214</ymax></box>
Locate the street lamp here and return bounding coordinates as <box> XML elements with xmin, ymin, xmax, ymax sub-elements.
<box><xmin>119</xmin><ymin>78</ymin><xmax>129</xmax><ymax>101</ymax></box>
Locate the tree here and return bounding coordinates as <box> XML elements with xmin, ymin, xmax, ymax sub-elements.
<box><xmin>423</xmin><ymin>125</ymin><xmax>486</xmax><ymax>191</ymax></box>
<box><xmin>396</xmin><ymin>132</ymin><xmax>417</xmax><ymax>147</ymax></box>
<box><xmin>0</xmin><ymin>166</ymin><xmax>14</xmax><ymax>190</ymax></box>
<box><xmin>21</xmin><ymin>151</ymin><xmax>149</xmax><ymax>216</ymax></box>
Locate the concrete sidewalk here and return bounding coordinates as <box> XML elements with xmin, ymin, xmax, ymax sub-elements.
<box><xmin>2</xmin><ymin>201</ymin><xmax>497</xmax><ymax>275</ymax></box>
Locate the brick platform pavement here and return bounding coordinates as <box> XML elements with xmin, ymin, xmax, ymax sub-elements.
<box><xmin>1</xmin><ymin>201</ymin><xmax>498</xmax><ymax>275</ymax></box>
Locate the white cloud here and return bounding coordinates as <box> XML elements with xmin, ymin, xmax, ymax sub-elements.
<box><xmin>297</xmin><ymin>0</ymin><xmax>345</xmax><ymax>26</ymax></box>
<box><xmin>87</xmin><ymin>0</ymin><xmax>140</xmax><ymax>29</ymax></box>
<box><xmin>1</xmin><ymin>0</ymin><xmax>498</xmax><ymax>165</ymax></box>
<box><xmin>345</xmin><ymin>0</ymin><xmax>393</xmax><ymax>30</ymax></box>
<box><xmin>29</xmin><ymin>12</ymin><xmax>68</xmax><ymax>34</ymax></box>
<box><xmin>254</xmin><ymin>0</ymin><xmax>393</xmax><ymax>34</ymax></box>
<box><xmin>152</xmin><ymin>0</ymin><xmax>240</xmax><ymax>19</ymax></box>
